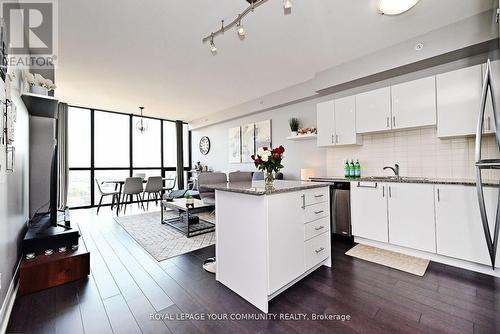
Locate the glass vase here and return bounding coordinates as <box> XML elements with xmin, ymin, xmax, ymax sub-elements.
<box><xmin>264</xmin><ymin>171</ymin><xmax>274</xmax><ymax>187</ymax></box>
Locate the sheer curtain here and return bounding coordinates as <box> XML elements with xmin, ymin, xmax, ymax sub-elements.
<box><xmin>57</xmin><ymin>102</ymin><xmax>69</xmax><ymax>209</ymax></box>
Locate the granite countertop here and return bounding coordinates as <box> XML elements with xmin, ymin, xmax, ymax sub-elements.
<box><xmin>202</xmin><ymin>180</ymin><xmax>329</xmax><ymax>196</ymax></box>
<box><xmin>310</xmin><ymin>176</ymin><xmax>499</xmax><ymax>187</ymax></box>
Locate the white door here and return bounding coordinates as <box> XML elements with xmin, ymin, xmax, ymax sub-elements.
<box><xmin>483</xmin><ymin>60</ymin><xmax>499</xmax><ymax>134</ymax></box>
<box><xmin>351</xmin><ymin>182</ymin><xmax>388</xmax><ymax>243</ymax></box>
<box><xmin>316</xmin><ymin>100</ymin><xmax>335</xmax><ymax>147</ymax></box>
<box><xmin>391</xmin><ymin>76</ymin><xmax>437</xmax><ymax>130</ymax></box>
<box><xmin>387</xmin><ymin>183</ymin><xmax>436</xmax><ymax>253</ymax></box>
<box><xmin>435</xmin><ymin>185</ymin><xmax>499</xmax><ymax>267</ymax></box>
<box><xmin>267</xmin><ymin>191</ymin><xmax>305</xmax><ymax>294</ymax></box>
<box><xmin>436</xmin><ymin>65</ymin><xmax>483</xmax><ymax>138</ymax></box>
<box><xmin>334</xmin><ymin>96</ymin><xmax>361</xmax><ymax>146</ymax></box>
<box><xmin>355</xmin><ymin>87</ymin><xmax>392</xmax><ymax>134</ymax></box>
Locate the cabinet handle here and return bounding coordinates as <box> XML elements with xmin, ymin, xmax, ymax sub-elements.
<box><xmin>315</xmin><ymin>247</ymin><xmax>325</xmax><ymax>254</ymax></box>
<box><xmin>382</xmin><ymin>186</ymin><xmax>385</xmax><ymax>198</ymax></box>
<box><xmin>437</xmin><ymin>188</ymin><xmax>440</xmax><ymax>202</ymax></box>
<box><xmin>487</xmin><ymin>116</ymin><xmax>491</xmax><ymax>131</ymax></box>
<box><xmin>357</xmin><ymin>182</ymin><xmax>377</xmax><ymax>189</ymax></box>
<box><xmin>314</xmin><ymin>195</ymin><xmax>324</xmax><ymax>198</ymax></box>
<box><xmin>386</xmin><ymin>117</ymin><xmax>390</xmax><ymax>128</ymax></box>
<box><xmin>336</xmin><ymin>135</ymin><xmax>339</xmax><ymax>144</ymax></box>
<box><xmin>315</xmin><ymin>226</ymin><xmax>325</xmax><ymax>231</ymax></box>
<box><xmin>331</xmin><ymin>135</ymin><xmax>334</xmax><ymax>144</ymax></box>
<box><xmin>314</xmin><ymin>210</ymin><xmax>324</xmax><ymax>215</ymax></box>
<box><xmin>389</xmin><ymin>186</ymin><xmax>392</xmax><ymax>198</ymax></box>
<box><xmin>301</xmin><ymin>194</ymin><xmax>305</xmax><ymax>209</ymax></box>
<box><xmin>393</xmin><ymin>116</ymin><xmax>396</xmax><ymax>128</ymax></box>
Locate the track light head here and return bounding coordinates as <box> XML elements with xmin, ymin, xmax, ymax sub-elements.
<box><xmin>210</xmin><ymin>36</ymin><xmax>217</xmax><ymax>55</ymax></box>
<box><xmin>236</xmin><ymin>19</ymin><xmax>245</xmax><ymax>39</ymax></box>
<box><xmin>283</xmin><ymin>0</ymin><xmax>292</xmax><ymax>14</ymax></box>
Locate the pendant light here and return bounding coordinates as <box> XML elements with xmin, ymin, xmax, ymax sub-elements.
<box><xmin>377</xmin><ymin>0</ymin><xmax>420</xmax><ymax>15</ymax></box>
<box><xmin>136</xmin><ymin>106</ymin><xmax>149</xmax><ymax>134</ymax></box>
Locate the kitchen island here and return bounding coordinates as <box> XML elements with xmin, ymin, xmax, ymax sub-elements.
<box><xmin>205</xmin><ymin>180</ymin><xmax>331</xmax><ymax>313</ymax></box>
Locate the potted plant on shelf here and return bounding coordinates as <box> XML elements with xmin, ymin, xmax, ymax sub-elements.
<box><xmin>25</xmin><ymin>72</ymin><xmax>57</xmax><ymax>96</ymax></box>
<box><xmin>251</xmin><ymin>146</ymin><xmax>285</xmax><ymax>188</ymax></box>
<box><xmin>289</xmin><ymin>117</ymin><xmax>300</xmax><ymax>136</ymax></box>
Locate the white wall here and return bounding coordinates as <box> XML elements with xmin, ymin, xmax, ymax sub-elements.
<box><xmin>0</xmin><ymin>70</ymin><xmax>30</xmax><ymax>313</ymax></box>
<box><xmin>191</xmin><ymin>97</ymin><xmax>328</xmax><ymax>180</ymax></box>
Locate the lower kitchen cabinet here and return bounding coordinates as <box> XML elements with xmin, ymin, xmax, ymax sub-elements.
<box><xmin>387</xmin><ymin>183</ymin><xmax>436</xmax><ymax>253</ymax></box>
<box><xmin>351</xmin><ymin>182</ymin><xmax>388</xmax><ymax>243</ymax></box>
<box><xmin>435</xmin><ymin>184</ymin><xmax>499</xmax><ymax>267</ymax></box>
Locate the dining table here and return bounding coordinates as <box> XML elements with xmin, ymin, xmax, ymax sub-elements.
<box><xmin>103</xmin><ymin>177</ymin><xmax>175</xmax><ymax>214</ymax></box>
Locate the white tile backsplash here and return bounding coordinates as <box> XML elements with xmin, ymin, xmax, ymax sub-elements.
<box><xmin>326</xmin><ymin>128</ymin><xmax>499</xmax><ymax>179</ymax></box>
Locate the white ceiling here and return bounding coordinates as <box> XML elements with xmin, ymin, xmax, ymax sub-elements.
<box><xmin>55</xmin><ymin>0</ymin><xmax>494</xmax><ymax>121</ymax></box>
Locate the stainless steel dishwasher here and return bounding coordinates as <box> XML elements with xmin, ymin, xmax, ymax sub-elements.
<box><xmin>330</xmin><ymin>182</ymin><xmax>351</xmax><ymax>237</ymax></box>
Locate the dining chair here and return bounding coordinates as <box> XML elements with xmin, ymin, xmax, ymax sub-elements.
<box><xmin>162</xmin><ymin>176</ymin><xmax>177</xmax><ymax>194</ymax></box>
<box><xmin>198</xmin><ymin>172</ymin><xmax>227</xmax><ymax>274</ymax></box>
<box><xmin>143</xmin><ymin>176</ymin><xmax>163</xmax><ymax>210</ymax></box>
<box><xmin>228</xmin><ymin>171</ymin><xmax>253</xmax><ymax>182</ymax></box>
<box><xmin>95</xmin><ymin>178</ymin><xmax>120</xmax><ymax>215</ymax></box>
<box><xmin>121</xmin><ymin>177</ymin><xmax>145</xmax><ymax>214</ymax></box>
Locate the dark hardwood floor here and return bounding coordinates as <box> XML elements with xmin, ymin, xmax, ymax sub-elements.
<box><xmin>7</xmin><ymin>207</ymin><xmax>500</xmax><ymax>334</ymax></box>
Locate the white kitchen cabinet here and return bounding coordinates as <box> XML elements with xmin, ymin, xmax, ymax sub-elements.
<box><xmin>437</xmin><ymin>65</ymin><xmax>483</xmax><ymax>138</ymax></box>
<box><xmin>355</xmin><ymin>87</ymin><xmax>392</xmax><ymax>133</ymax></box>
<box><xmin>391</xmin><ymin>76</ymin><xmax>437</xmax><ymax>130</ymax></box>
<box><xmin>483</xmin><ymin>60</ymin><xmax>499</xmax><ymax>135</ymax></box>
<box><xmin>317</xmin><ymin>98</ymin><xmax>361</xmax><ymax>147</ymax></box>
<box><xmin>316</xmin><ymin>100</ymin><xmax>335</xmax><ymax>146</ymax></box>
<box><xmin>387</xmin><ymin>183</ymin><xmax>436</xmax><ymax>253</ymax></box>
<box><xmin>435</xmin><ymin>185</ymin><xmax>499</xmax><ymax>267</ymax></box>
<box><xmin>351</xmin><ymin>182</ymin><xmax>388</xmax><ymax>243</ymax></box>
<box><xmin>267</xmin><ymin>191</ymin><xmax>305</xmax><ymax>294</ymax></box>
<box><xmin>334</xmin><ymin>96</ymin><xmax>362</xmax><ymax>145</ymax></box>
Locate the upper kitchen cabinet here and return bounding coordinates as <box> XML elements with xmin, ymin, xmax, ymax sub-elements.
<box><xmin>316</xmin><ymin>100</ymin><xmax>335</xmax><ymax>147</ymax></box>
<box><xmin>391</xmin><ymin>76</ymin><xmax>437</xmax><ymax>130</ymax></box>
<box><xmin>437</xmin><ymin>65</ymin><xmax>483</xmax><ymax>138</ymax></box>
<box><xmin>355</xmin><ymin>87</ymin><xmax>392</xmax><ymax>133</ymax></box>
<box><xmin>333</xmin><ymin>96</ymin><xmax>362</xmax><ymax>146</ymax></box>
<box><xmin>483</xmin><ymin>60</ymin><xmax>499</xmax><ymax>135</ymax></box>
<box><xmin>316</xmin><ymin>97</ymin><xmax>361</xmax><ymax>147</ymax></box>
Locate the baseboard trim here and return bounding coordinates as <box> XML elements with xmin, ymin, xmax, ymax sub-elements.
<box><xmin>354</xmin><ymin>237</ymin><xmax>500</xmax><ymax>278</ymax></box>
<box><xmin>0</xmin><ymin>261</ymin><xmax>21</xmax><ymax>334</ymax></box>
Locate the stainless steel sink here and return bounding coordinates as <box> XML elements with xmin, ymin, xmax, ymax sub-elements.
<box><xmin>368</xmin><ymin>176</ymin><xmax>430</xmax><ymax>182</ymax></box>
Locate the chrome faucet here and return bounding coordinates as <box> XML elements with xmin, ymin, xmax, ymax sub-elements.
<box><xmin>383</xmin><ymin>164</ymin><xmax>400</xmax><ymax>177</ymax></box>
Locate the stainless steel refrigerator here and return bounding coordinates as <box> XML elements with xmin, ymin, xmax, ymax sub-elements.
<box><xmin>475</xmin><ymin>58</ymin><xmax>500</xmax><ymax>270</ymax></box>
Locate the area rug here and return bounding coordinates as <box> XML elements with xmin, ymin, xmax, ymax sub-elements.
<box><xmin>345</xmin><ymin>244</ymin><xmax>429</xmax><ymax>276</ymax></box>
<box><xmin>114</xmin><ymin>211</ymin><xmax>215</xmax><ymax>262</ymax></box>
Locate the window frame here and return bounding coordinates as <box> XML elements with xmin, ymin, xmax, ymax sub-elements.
<box><xmin>68</xmin><ymin>106</ymin><xmax>191</xmax><ymax>209</ymax></box>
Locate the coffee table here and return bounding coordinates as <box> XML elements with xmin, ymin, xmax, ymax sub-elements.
<box><xmin>161</xmin><ymin>198</ymin><xmax>215</xmax><ymax>238</ymax></box>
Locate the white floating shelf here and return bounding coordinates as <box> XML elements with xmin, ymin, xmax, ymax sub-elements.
<box><xmin>286</xmin><ymin>134</ymin><xmax>317</xmax><ymax>141</ymax></box>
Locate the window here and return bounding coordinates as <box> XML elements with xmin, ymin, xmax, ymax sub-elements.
<box><xmin>68</xmin><ymin>107</ymin><xmax>90</xmax><ymax>168</ymax></box>
<box><xmin>67</xmin><ymin>107</ymin><xmax>191</xmax><ymax>209</ymax></box>
<box><xmin>94</xmin><ymin>111</ymin><xmax>130</xmax><ymax>168</ymax></box>
<box><xmin>133</xmin><ymin>117</ymin><xmax>161</xmax><ymax>167</ymax></box>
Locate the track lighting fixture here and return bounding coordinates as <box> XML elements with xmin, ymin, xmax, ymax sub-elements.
<box><xmin>210</xmin><ymin>35</ymin><xmax>217</xmax><ymax>55</ymax></box>
<box><xmin>203</xmin><ymin>0</ymin><xmax>292</xmax><ymax>54</ymax></box>
<box><xmin>283</xmin><ymin>0</ymin><xmax>292</xmax><ymax>13</ymax></box>
<box><xmin>236</xmin><ymin>16</ymin><xmax>245</xmax><ymax>39</ymax></box>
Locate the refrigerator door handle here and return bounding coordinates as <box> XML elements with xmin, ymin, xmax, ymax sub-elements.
<box><xmin>475</xmin><ymin>59</ymin><xmax>500</xmax><ymax>270</ymax></box>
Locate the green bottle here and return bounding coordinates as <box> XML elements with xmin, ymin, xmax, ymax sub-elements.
<box><xmin>355</xmin><ymin>159</ymin><xmax>361</xmax><ymax>178</ymax></box>
<box><xmin>344</xmin><ymin>160</ymin><xmax>350</xmax><ymax>178</ymax></box>
<box><xmin>349</xmin><ymin>160</ymin><xmax>355</xmax><ymax>178</ymax></box>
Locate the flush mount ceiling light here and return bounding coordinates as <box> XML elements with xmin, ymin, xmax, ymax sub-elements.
<box><xmin>377</xmin><ymin>0</ymin><xmax>420</xmax><ymax>15</ymax></box>
<box><xmin>202</xmin><ymin>0</ymin><xmax>292</xmax><ymax>54</ymax></box>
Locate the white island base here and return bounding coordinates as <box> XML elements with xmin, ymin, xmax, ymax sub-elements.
<box><xmin>214</xmin><ymin>182</ymin><xmax>331</xmax><ymax>313</ymax></box>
